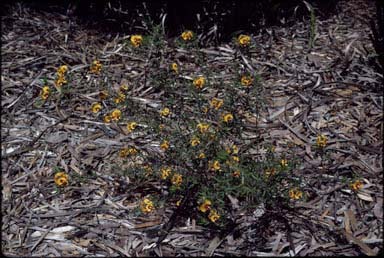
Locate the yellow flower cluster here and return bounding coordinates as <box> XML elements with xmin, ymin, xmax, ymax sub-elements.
<box><xmin>103</xmin><ymin>109</ymin><xmax>121</xmax><ymax>123</ymax></box>
<box><xmin>114</xmin><ymin>92</ymin><xmax>126</xmax><ymax>104</ymax></box>
<box><xmin>90</xmin><ymin>60</ymin><xmax>102</xmax><ymax>74</ymax></box>
<box><xmin>289</xmin><ymin>188</ymin><xmax>303</xmax><ymax>200</ymax></box>
<box><xmin>40</xmin><ymin>86</ymin><xmax>50</xmax><ymax>100</ymax></box>
<box><xmin>350</xmin><ymin>180</ymin><xmax>363</xmax><ymax>191</ymax></box>
<box><xmin>160</xmin><ymin>107</ymin><xmax>170</xmax><ymax>117</ymax></box>
<box><xmin>54</xmin><ymin>172</ymin><xmax>69</xmax><ymax>187</ymax></box>
<box><xmin>140</xmin><ymin>198</ymin><xmax>155</xmax><ymax>213</ymax></box>
<box><xmin>241</xmin><ymin>75</ymin><xmax>253</xmax><ymax>86</ymax></box>
<box><xmin>131</xmin><ymin>35</ymin><xmax>143</xmax><ymax>48</ymax></box>
<box><xmin>222</xmin><ymin>112</ymin><xmax>234</xmax><ymax>123</ymax></box>
<box><xmin>193</xmin><ymin>76</ymin><xmax>206</xmax><ymax>90</ymax></box>
<box><xmin>210</xmin><ymin>98</ymin><xmax>223</xmax><ymax>110</ymax></box>
<box><xmin>127</xmin><ymin>122</ymin><xmax>137</xmax><ymax>132</ymax></box>
<box><xmin>161</xmin><ymin>167</ymin><xmax>172</xmax><ymax>180</ymax></box>
<box><xmin>91</xmin><ymin>102</ymin><xmax>102</xmax><ymax>113</ymax></box>
<box><xmin>55</xmin><ymin>65</ymin><xmax>68</xmax><ymax>88</ymax></box>
<box><xmin>316</xmin><ymin>134</ymin><xmax>327</xmax><ymax>148</ymax></box>
<box><xmin>181</xmin><ymin>30</ymin><xmax>194</xmax><ymax>41</ymax></box>
<box><xmin>238</xmin><ymin>34</ymin><xmax>251</xmax><ymax>47</ymax></box>
<box><xmin>160</xmin><ymin>140</ymin><xmax>170</xmax><ymax>151</ymax></box>
<box><xmin>119</xmin><ymin>147</ymin><xmax>138</xmax><ymax>158</ymax></box>
<box><xmin>171</xmin><ymin>173</ymin><xmax>183</xmax><ymax>187</ymax></box>
<box><xmin>171</xmin><ymin>63</ymin><xmax>178</xmax><ymax>73</ymax></box>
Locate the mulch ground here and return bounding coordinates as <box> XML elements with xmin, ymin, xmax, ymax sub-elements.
<box><xmin>1</xmin><ymin>0</ymin><xmax>383</xmax><ymax>256</ymax></box>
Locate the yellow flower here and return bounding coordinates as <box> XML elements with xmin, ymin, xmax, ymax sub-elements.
<box><xmin>120</xmin><ymin>84</ymin><xmax>129</xmax><ymax>91</ymax></box>
<box><xmin>232</xmin><ymin>145</ymin><xmax>239</xmax><ymax>154</ymax></box>
<box><xmin>130</xmin><ymin>35</ymin><xmax>143</xmax><ymax>48</ymax></box>
<box><xmin>171</xmin><ymin>62</ymin><xmax>178</xmax><ymax>73</ymax></box>
<box><xmin>119</xmin><ymin>148</ymin><xmax>129</xmax><ymax>158</ymax></box>
<box><xmin>160</xmin><ymin>140</ymin><xmax>170</xmax><ymax>151</ymax></box>
<box><xmin>238</xmin><ymin>34</ymin><xmax>251</xmax><ymax>47</ymax></box>
<box><xmin>127</xmin><ymin>122</ymin><xmax>138</xmax><ymax>132</ymax></box>
<box><xmin>57</xmin><ymin>65</ymin><xmax>68</xmax><ymax>75</ymax></box>
<box><xmin>140</xmin><ymin>198</ymin><xmax>155</xmax><ymax>213</ymax></box>
<box><xmin>197</xmin><ymin>123</ymin><xmax>210</xmax><ymax>133</ymax></box>
<box><xmin>210</xmin><ymin>160</ymin><xmax>221</xmax><ymax>171</ymax></box>
<box><xmin>181</xmin><ymin>30</ymin><xmax>194</xmax><ymax>41</ymax></box>
<box><xmin>208</xmin><ymin>209</ymin><xmax>220</xmax><ymax>223</ymax></box>
<box><xmin>129</xmin><ymin>148</ymin><xmax>138</xmax><ymax>155</ymax></box>
<box><xmin>193</xmin><ymin>76</ymin><xmax>206</xmax><ymax>90</ymax></box>
<box><xmin>350</xmin><ymin>180</ymin><xmax>363</xmax><ymax>191</ymax></box>
<box><xmin>241</xmin><ymin>75</ymin><xmax>253</xmax><ymax>86</ymax></box>
<box><xmin>160</xmin><ymin>107</ymin><xmax>170</xmax><ymax>117</ymax></box>
<box><xmin>171</xmin><ymin>173</ymin><xmax>183</xmax><ymax>187</ymax></box>
<box><xmin>264</xmin><ymin>168</ymin><xmax>276</xmax><ymax>178</ymax></box>
<box><xmin>289</xmin><ymin>188</ymin><xmax>303</xmax><ymax>200</ymax></box>
<box><xmin>90</xmin><ymin>60</ymin><xmax>102</xmax><ymax>74</ymax></box>
<box><xmin>176</xmin><ymin>199</ymin><xmax>182</xmax><ymax>206</ymax></box>
<box><xmin>231</xmin><ymin>156</ymin><xmax>240</xmax><ymax>163</ymax></box>
<box><xmin>54</xmin><ymin>75</ymin><xmax>67</xmax><ymax>88</ymax></box>
<box><xmin>190</xmin><ymin>137</ymin><xmax>200</xmax><ymax>147</ymax></box>
<box><xmin>280</xmin><ymin>159</ymin><xmax>288</xmax><ymax>167</ymax></box>
<box><xmin>198</xmin><ymin>199</ymin><xmax>211</xmax><ymax>213</ymax></box>
<box><xmin>198</xmin><ymin>152</ymin><xmax>206</xmax><ymax>159</ymax></box>
<box><xmin>104</xmin><ymin>114</ymin><xmax>111</xmax><ymax>123</ymax></box>
<box><xmin>161</xmin><ymin>167</ymin><xmax>172</xmax><ymax>180</ymax></box>
<box><xmin>99</xmin><ymin>90</ymin><xmax>109</xmax><ymax>100</ymax></box>
<box><xmin>232</xmin><ymin>170</ymin><xmax>241</xmax><ymax>177</ymax></box>
<box><xmin>114</xmin><ymin>92</ymin><xmax>126</xmax><ymax>104</ymax></box>
<box><xmin>222</xmin><ymin>113</ymin><xmax>234</xmax><ymax>123</ymax></box>
<box><xmin>54</xmin><ymin>172</ymin><xmax>69</xmax><ymax>187</ymax></box>
<box><xmin>316</xmin><ymin>134</ymin><xmax>327</xmax><ymax>148</ymax></box>
<box><xmin>210</xmin><ymin>98</ymin><xmax>223</xmax><ymax>110</ymax></box>
<box><xmin>40</xmin><ymin>86</ymin><xmax>50</xmax><ymax>100</ymax></box>
<box><xmin>91</xmin><ymin>102</ymin><xmax>102</xmax><ymax>113</ymax></box>
<box><xmin>111</xmin><ymin>109</ymin><xmax>122</xmax><ymax>122</ymax></box>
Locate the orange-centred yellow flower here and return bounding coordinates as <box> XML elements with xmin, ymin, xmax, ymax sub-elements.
<box><xmin>208</xmin><ymin>209</ymin><xmax>220</xmax><ymax>223</ymax></box>
<box><xmin>171</xmin><ymin>62</ymin><xmax>178</xmax><ymax>73</ymax></box>
<box><xmin>238</xmin><ymin>34</ymin><xmax>251</xmax><ymax>47</ymax></box>
<box><xmin>222</xmin><ymin>113</ymin><xmax>234</xmax><ymax>123</ymax></box>
<box><xmin>198</xmin><ymin>152</ymin><xmax>206</xmax><ymax>159</ymax></box>
<box><xmin>160</xmin><ymin>107</ymin><xmax>170</xmax><ymax>117</ymax></box>
<box><xmin>104</xmin><ymin>114</ymin><xmax>111</xmax><ymax>123</ymax></box>
<box><xmin>181</xmin><ymin>30</ymin><xmax>194</xmax><ymax>41</ymax></box>
<box><xmin>350</xmin><ymin>180</ymin><xmax>363</xmax><ymax>191</ymax></box>
<box><xmin>198</xmin><ymin>199</ymin><xmax>211</xmax><ymax>213</ymax></box>
<box><xmin>171</xmin><ymin>173</ymin><xmax>183</xmax><ymax>187</ymax></box>
<box><xmin>130</xmin><ymin>35</ymin><xmax>143</xmax><ymax>48</ymax></box>
<box><xmin>57</xmin><ymin>65</ymin><xmax>68</xmax><ymax>75</ymax></box>
<box><xmin>289</xmin><ymin>188</ymin><xmax>303</xmax><ymax>200</ymax></box>
<box><xmin>160</xmin><ymin>140</ymin><xmax>170</xmax><ymax>151</ymax></box>
<box><xmin>91</xmin><ymin>102</ymin><xmax>102</xmax><ymax>113</ymax></box>
<box><xmin>127</xmin><ymin>122</ymin><xmax>137</xmax><ymax>132</ymax></box>
<box><xmin>193</xmin><ymin>76</ymin><xmax>206</xmax><ymax>90</ymax></box>
<box><xmin>54</xmin><ymin>172</ymin><xmax>69</xmax><ymax>187</ymax></box>
<box><xmin>161</xmin><ymin>167</ymin><xmax>171</xmax><ymax>180</ymax></box>
<box><xmin>111</xmin><ymin>109</ymin><xmax>122</xmax><ymax>122</ymax></box>
<box><xmin>210</xmin><ymin>98</ymin><xmax>223</xmax><ymax>110</ymax></box>
<box><xmin>241</xmin><ymin>75</ymin><xmax>253</xmax><ymax>86</ymax></box>
<box><xmin>140</xmin><ymin>198</ymin><xmax>155</xmax><ymax>213</ymax></box>
<box><xmin>316</xmin><ymin>134</ymin><xmax>327</xmax><ymax>148</ymax></box>
<box><xmin>90</xmin><ymin>60</ymin><xmax>102</xmax><ymax>74</ymax></box>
